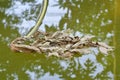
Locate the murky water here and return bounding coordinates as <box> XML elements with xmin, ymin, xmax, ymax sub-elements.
<box><xmin>0</xmin><ymin>0</ymin><xmax>120</xmax><ymax>80</ymax></box>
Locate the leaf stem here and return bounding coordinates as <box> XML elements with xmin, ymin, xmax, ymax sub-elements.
<box><xmin>26</xmin><ymin>0</ymin><xmax>49</xmax><ymax>37</ymax></box>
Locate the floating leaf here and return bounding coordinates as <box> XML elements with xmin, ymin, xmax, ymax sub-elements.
<box><xmin>10</xmin><ymin>29</ymin><xmax>113</xmax><ymax>58</ymax></box>
<box><xmin>99</xmin><ymin>47</ymin><xmax>109</xmax><ymax>54</ymax></box>
<box><xmin>48</xmin><ymin>52</ymin><xmax>59</xmax><ymax>57</ymax></box>
<box><xmin>98</xmin><ymin>42</ymin><xmax>112</xmax><ymax>49</ymax></box>
<box><xmin>70</xmin><ymin>48</ymin><xmax>91</xmax><ymax>54</ymax></box>
<box><xmin>81</xmin><ymin>35</ymin><xmax>95</xmax><ymax>41</ymax></box>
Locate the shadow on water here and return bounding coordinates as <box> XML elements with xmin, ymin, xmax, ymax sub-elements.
<box><xmin>0</xmin><ymin>0</ymin><xmax>119</xmax><ymax>80</ymax></box>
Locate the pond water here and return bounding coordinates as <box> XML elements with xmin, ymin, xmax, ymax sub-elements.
<box><xmin>0</xmin><ymin>0</ymin><xmax>120</xmax><ymax>80</ymax></box>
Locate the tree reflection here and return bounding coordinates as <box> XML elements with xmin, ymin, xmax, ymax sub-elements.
<box><xmin>54</xmin><ymin>0</ymin><xmax>114</xmax><ymax>41</ymax></box>
<box><xmin>19</xmin><ymin>54</ymin><xmax>113</xmax><ymax>80</ymax></box>
<box><xmin>0</xmin><ymin>0</ymin><xmax>41</xmax><ymax>79</ymax></box>
<box><xmin>0</xmin><ymin>0</ymin><xmax>19</xmax><ymax>46</ymax></box>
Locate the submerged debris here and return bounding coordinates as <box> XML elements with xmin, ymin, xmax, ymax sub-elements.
<box><xmin>10</xmin><ymin>29</ymin><xmax>113</xmax><ymax>58</ymax></box>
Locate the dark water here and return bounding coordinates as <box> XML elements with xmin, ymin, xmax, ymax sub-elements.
<box><xmin>0</xmin><ymin>0</ymin><xmax>120</xmax><ymax>80</ymax></box>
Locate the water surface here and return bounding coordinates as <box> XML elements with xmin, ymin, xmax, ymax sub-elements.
<box><xmin>0</xmin><ymin>0</ymin><xmax>120</xmax><ymax>80</ymax></box>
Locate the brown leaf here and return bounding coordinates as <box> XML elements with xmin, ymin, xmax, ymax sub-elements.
<box><xmin>48</xmin><ymin>52</ymin><xmax>59</xmax><ymax>57</ymax></box>
<box><xmin>81</xmin><ymin>35</ymin><xmax>95</xmax><ymax>41</ymax></box>
<box><xmin>99</xmin><ymin>47</ymin><xmax>108</xmax><ymax>54</ymax></box>
<box><xmin>70</xmin><ymin>48</ymin><xmax>91</xmax><ymax>54</ymax></box>
<box><xmin>98</xmin><ymin>42</ymin><xmax>112</xmax><ymax>49</ymax></box>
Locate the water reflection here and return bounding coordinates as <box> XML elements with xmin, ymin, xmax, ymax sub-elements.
<box><xmin>3</xmin><ymin>0</ymin><xmax>42</xmax><ymax>35</ymax></box>
<box><xmin>7</xmin><ymin>54</ymin><xmax>112</xmax><ymax>80</ymax></box>
<box><xmin>0</xmin><ymin>0</ymin><xmax>116</xmax><ymax>80</ymax></box>
<box><xmin>56</xmin><ymin>0</ymin><xmax>114</xmax><ymax>40</ymax></box>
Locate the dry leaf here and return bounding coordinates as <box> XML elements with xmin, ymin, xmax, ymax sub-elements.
<box><xmin>48</xmin><ymin>52</ymin><xmax>59</xmax><ymax>57</ymax></box>
<box><xmin>99</xmin><ymin>47</ymin><xmax>108</xmax><ymax>54</ymax></box>
<box><xmin>10</xmin><ymin>29</ymin><xmax>113</xmax><ymax>58</ymax></box>
<box><xmin>98</xmin><ymin>42</ymin><xmax>112</xmax><ymax>49</ymax></box>
<box><xmin>81</xmin><ymin>35</ymin><xmax>95</xmax><ymax>41</ymax></box>
<box><xmin>70</xmin><ymin>48</ymin><xmax>91</xmax><ymax>54</ymax></box>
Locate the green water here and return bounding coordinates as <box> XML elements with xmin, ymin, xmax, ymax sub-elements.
<box><xmin>0</xmin><ymin>0</ymin><xmax>120</xmax><ymax>80</ymax></box>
